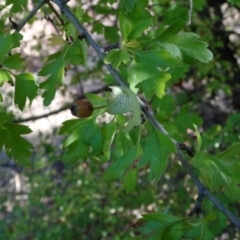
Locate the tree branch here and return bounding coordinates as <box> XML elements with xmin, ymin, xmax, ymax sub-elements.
<box><xmin>50</xmin><ymin>0</ymin><xmax>240</xmax><ymax>229</ymax></box>
<box><xmin>13</xmin><ymin>85</ymin><xmax>109</xmax><ymax>123</ymax></box>
<box><xmin>16</xmin><ymin>0</ymin><xmax>47</xmax><ymax>32</ymax></box>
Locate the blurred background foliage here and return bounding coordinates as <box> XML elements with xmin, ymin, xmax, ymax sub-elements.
<box><xmin>0</xmin><ymin>0</ymin><xmax>240</xmax><ymax>239</ymax></box>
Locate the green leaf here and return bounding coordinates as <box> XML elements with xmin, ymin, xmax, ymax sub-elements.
<box><xmin>157</xmin><ymin>32</ymin><xmax>213</xmax><ymax>64</ymax></box>
<box><xmin>104</xmin><ymin>26</ymin><xmax>119</xmax><ymax>43</ymax></box>
<box><xmin>119</xmin><ymin>8</ymin><xmax>152</xmax><ymax>41</ymax></box>
<box><xmin>0</xmin><ymin>112</ymin><xmax>11</xmax><ymax>123</ymax></box>
<box><xmin>136</xmin><ymin>72</ymin><xmax>171</xmax><ymax>99</ymax></box>
<box><xmin>14</xmin><ymin>73</ymin><xmax>38</xmax><ymax>111</ymax></box>
<box><xmin>156</xmin><ymin>19</ymin><xmax>186</xmax><ymax>41</ymax></box>
<box><xmin>64</xmin><ymin>39</ymin><xmax>88</xmax><ymax>66</ymax></box>
<box><xmin>136</xmin><ymin>50</ymin><xmax>181</xmax><ymax>69</ymax></box>
<box><xmin>109</xmin><ymin>0</ymin><xmax>118</xmax><ymax>4</ymax></box>
<box><xmin>104</xmin><ymin>49</ymin><xmax>130</xmax><ymax>68</ymax></box>
<box><xmin>59</xmin><ymin>119</ymin><xmax>102</xmax><ymax>165</ymax></box>
<box><xmin>2</xmin><ymin>53</ymin><xmax>25</xmax><ymax>69</ymax></box>
<box><xmin>122</xmin><ymin>168</ymin><xmax>138</xmax><ymax>194</ymax></box>
<box><xmin>39</xmin><ymin>57</ymin><xmax>65</xmax><ymax>106</ymax></box>
<box><xmin>194</xmin><ymin>0</ymin><xmax>207</xmax><ymax>10</ymax></box>
<box><xmin>174</xmin><ymin>106</ymin><xmax>203</xmax><ymax>132</ymax></box>
<box><xmin>140</xmin><ymin>213</ymin><xmax>183</xmax><ymax>239</ymax></box>
<box><xmin>5</xmin><ymin>0</ymin><xmax>28</xmax><ymax>12</ymax></box>
<box><xmin>120</xmin><ymin>0</ymin><xmax>137</xmax><ymax>12</ymax></box>
<box><xmin>215</xmin><ymin>143</ymin><xmax>240</xmax><ymax>200</ymax></box>
<box><xmin>11</xmin><ymin>32</ymin><xmax>23</xmax><ymax>48</ymax></box>
<box><xmin>106</xmin><ymin>86</ymin><xmax>142</xmax><ymax>132</ymax></box>
<box><xmin>64</xmin><ymin>45</ymin><xmax>82</xmax><ymax>65</ymax></box>
<box><xmin>99</xmin><ymin>120</ymin><xmax>116</xmax><ymax>163</ymax></box>
<box><xmin>76</xmin><ymin>39</ymin><xmax>88</xmax><ymax>67</ymax></box>
<box><xmin>127</xmin><ymin>63</ymin><xmax>161</xmax><ymax>91</ymax></box>
<box><xmin>217</xmin><ymin>142</ymin><xmax>240</xmax><ymax>160</ymax></box>
<box><xmin>193</xmin><ymin>152</ymin><xmax>232</xmax><ymax>192</ymax></box>
<box><xmin>139</xmin><ymin>129</ymin><xmax>176</xmax><ymax>182</ymax></box>
<box><xmin>0</xmin><ymin>69</ymin><xmax>12</xmax><ymax>86</ymax></box>
<box><xmin>103</xmin><ymin>144</ymin><xmax>141</xmax><ymax>181</ymax></box>
<box><xmin>152</xmin><ymin>94</ymin><xmax>176</xmax><ymax>112</ymax></box>
<box><xmin>0</xmin><ymin>123</ymin><xmax>33</xmax><ymax>167</ymax></box>
<box><xmin>0</xmin><ymin>31</ymin><xmax>12</xmax><ymax>61</ymax></box>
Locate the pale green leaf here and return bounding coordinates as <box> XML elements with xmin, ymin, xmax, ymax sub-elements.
<box><xmin>0</xmin><ymin>69</ymin><xmax>12</xmax><ymax>86</ymax></box>
<box><xmin>106</xmin><ymin>86</ymin><xmax>142</xmax><ymax>132</ymax></box>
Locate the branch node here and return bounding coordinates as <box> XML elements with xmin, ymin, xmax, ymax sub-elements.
<box><xmin>103</xmin><ymin>42</ymin><xmax>120</xmax><ymax>52</ymax></box>
<box><xmin>9</xmin><ymin>17</ymin><xmax>19</xmax><ymax>30</ymax></box>
<box><xmin>77</xmin><ymin>33</ymin><xmax>86</xmax><ymax>40</ymax></box>
<box><xmin>189</xmin><ymin>192</ymin><xmax>205</xmax><ymax>217</ymax></box>
<box><xmin>177</xmin><ymin>142</ymin><xmax>195</xmax><ymax>157</ymax></box>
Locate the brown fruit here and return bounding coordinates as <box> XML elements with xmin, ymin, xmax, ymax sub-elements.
<box><xmin>70</xmin><ymin>99</ymin><xmax>94</xmax><ymax>118</ymax></box>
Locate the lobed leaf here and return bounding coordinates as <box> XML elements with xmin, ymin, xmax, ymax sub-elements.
<box><xmin>103</xmin><ymin>144</ymin><xmax>141</xmax><ymax>181</ymax></box>
<box><xmin>106</xmin><ymin>86</ymin><xmax>142</xmax><ymax>132</ymax></box>
<box><xmin>157</xmin><ymin>32</ymin><xmax>213</xmax><ymax>64</ymax></box>
<box><xmin>14</xmin><ymin>73</ymin><xmax>38</xmax><ymax>111</ymax></box>
<box><xmin>136</xmin><ymin>72</ymin><xmax>171</xmax><ymax>99</ymax></box>
<box><xmin>59</xmin><ymin>119</ymin><xmax>102</xmax><ymax>165</ymax></box>
<box><xmin>0</xmin><ymin>123</ymin><xmax>33</xmax><ymax>167</ymax></box>
<box><xmin>39</xmin><ymin>57</ymin><xmax>65</xmax><ymax>106</ymax></box>
<box><xmin>139</xmin><ymin>129</ymin><xmax>176</xmax><ymax>182</ymax></box>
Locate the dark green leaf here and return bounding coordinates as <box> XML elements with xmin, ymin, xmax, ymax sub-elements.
<box><xmin>122</xmin><ymin>168</ymin><xmax>138</xmax><ymax>194</ymax></box>
<box><xmin>11</xmin><ymin>32</ymin><xmax>23</xmax><ymax>48</ymax></box>
<box><xmin>0</xmin><ymin>123</ymin><xmax>33</xmax><ymax>167</ymax></box>
<box><xmin>5</xmin><ymin>0</ymin><xmax>28</xmax><ymax>12</ymax></box>
<box><xmin>174</xmin><ymin>106</ymin><xmax>203</xmax><ymax>131</ymax></box>
<box><xmin>103</xmin><ymin>144</ymin><xmax>141</xmax><ymax>181</ymax></box>
<box><xmin>139</xmin><ymin>129</ymin><xmax>176</xmax><ymax>182</ymax></box>
<box><xmin>217</xmin><ymin>142</ymin><xmax>240</xmax><ymax>160</ymax></box>
<box><xmin>14</xmin><ymin>73</ymin><xmax>38</xmax><ymax>111</ymax></box>
<box><xmin>39</xmin><ymin>57</ymin><xmax>65</xmax><ymax>106</ymax></box>
<box><xmin>136</xmin><ymin>50</ymin><xmax>181</xmax><ymax>69</ymax></box>
<box><xmin>104</xmin><ymin>49</ymin><xmax>130</xmax><ymax>68</ymax></box>
<box><xmin>120</xmin><ymin>0</ymin><xmax>137</xmax><ymax>12</ymax></box>
<box><xmin>59</xmin><ymin>119</ymin><xmax>102</xmax><ymax>165</ymax></box>
<box><xmin>104</xmin><ymin>26</ymin><xmax>120</xmax><ymax>43</ymax></box>
<box><xmin>2</xmin><ymin>53</ymin><xmax>25</xmax><ymax>69</ymax></box>
<box><xmin>99</xmin><ymin>120</ymin><xmax>116</xmax><ymax>163</ymax></box>
<box><xmin>193</xmin><ymin>152</ymin><xmax>232</xmax><ymax>192</ymax></box>
<box><xmin>156</xmin><ymin>19</ymin><xmax>186</xmax><ymax>41</ymax></box>
<box><xmin>119</xmin><ymin>8</ymin><xmax>152</xmax><ymax>41</ymax></box>
<box><xmin>0</xmin><ymin>31</ymin><xmax>12</xmax><ymax>61</ymax></box>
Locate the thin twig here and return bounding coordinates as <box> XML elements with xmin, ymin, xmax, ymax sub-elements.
<box><xmin>13</xmin><ymin>85</ymin><xmax>109</xmax><ymax>123</ymax></box>
<box><xmin>13</xmin><ymin>105</ymin><xmax>68</xmax><ymax>123</ymax></box>
<box><xmin>186</xmin><ymin>0</ymin><xmax>193</xmax><ymax>27</ymax></box>
<box><xmin>51</xmin><ymin>0</ymin><xmax>240</xmax><ymax>229</ymax></box>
